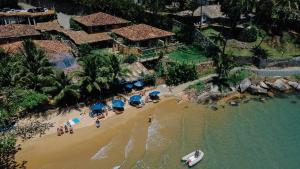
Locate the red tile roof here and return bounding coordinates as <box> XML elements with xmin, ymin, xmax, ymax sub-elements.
<box><xmin>73</xmin><ymin>12</ymin><xmax>129</xmax><ymax>27</ymax></box>
<box><xmin>0</xmin><ymin>40</ymin><xmax>72</xmax><ymax>60</ymax></box>
<box><xmin>0</xmin><ymin>24</ymin><xmax>40</xmax><ymax>39</ymax></box>
<box><xmin>111</xmin><ymin>24</ymin><xmax>175</xmax><ymax>41</ymax></box>
<box><xmin>35</xmin><ymin>20</ymin><xmax>63</xmax><ymax>32</ymax></box>
<box><xmin>61</xmin><ymin>30</ymin><xmax>112</xmax><ymax>45</ymax></box>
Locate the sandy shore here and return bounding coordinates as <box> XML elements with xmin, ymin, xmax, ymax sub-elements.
<box><xmin>15</xmin><ymin>97</ymin><xmax>189</xmax><ymax>169</ymax></box>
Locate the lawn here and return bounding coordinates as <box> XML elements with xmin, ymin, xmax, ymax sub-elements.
<box><xmin>202</xmin><ymin>28</ymin><xmax>300</xmax><ymax>58</ymax></box>
<box><xmin>168</xmin><ymin>45</ymin><xmax>210</xmax><ymax>63</ymax></box>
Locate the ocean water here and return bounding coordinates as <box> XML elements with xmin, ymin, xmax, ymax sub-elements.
<box><xmin>130</xmin><ymin>93</ymin><xmax>300</xmax><ymax>169</ymax></box>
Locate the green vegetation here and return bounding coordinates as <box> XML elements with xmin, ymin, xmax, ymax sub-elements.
<box><xmin>292</xmin><ymin>75</ymin><xmax>300</xmax><ymax>80</ymax></box>
<box><xmin>70</xmin><ymin>17</ymin><xmax>83</xmax><ymax>31</ymax></box>
<box><xmin>169</xmin><ymin>45</ymin><xmax>210</xmax><ymax>63</ymax></box>
<box><xmin>204</xmin><ymin>28</ymin><xmax>300</xmax><ymax>58</ymax></box>
<box><xmin>123</xmin><ymin>55</ymin><xmax>138</xmax><ymax>64</ymax></box>
<box><xmin>0</xmin><ymin>135</ymin><xmax>18</xmax><ymax>169</ymax></box>
<box><xmin>165</xmin><ymin>62</ymin><xmax>198</xmax><ymax>85</ymax></box>
<box><xmin>227</xmin><ymin>70</ymin><xmax>256</xmax><ymax>86</ymax></box>
<box><xmin>187</xmin><ymin>81</ymin><xmax>206</xmax><ymax>91</ymax></box>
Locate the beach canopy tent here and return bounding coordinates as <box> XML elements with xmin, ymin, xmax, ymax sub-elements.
<box><xmin>134</xmin><ymin>80</ymin><xmax>144</xmax><ymax>88</ymax></box>
<box><xmin>129</xmin><ymin>95</ymin><xmax>142</xmax><ymax>105</ymax></box>
<box><xmin>125</xmin><ymin>83</ymin><xmax>133</xmax><ymax>90</ymax></box>
<box><xmin>90</xmin><ymin>103</ymin><xmax>106</xmax><ymax>117</ymax></box>
<box><xmin>149</xmin><ymin>91</ymin><xmax>160</xmax><ymax>100</ymax></box>
<box><xmin>149</xmin><ymin>91</ymin><xmax>160</xmax><ymax>96</ymax></box>
<box><xmin>112</xmin><ymin>99</ymin><xmax>125</xmax><ymax>109</ymax></box>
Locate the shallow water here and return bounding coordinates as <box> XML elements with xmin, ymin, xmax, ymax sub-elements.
<box><xmin>16</xmin><ymin>94</ymin><xmax>300</xmax><ymax>169</ymax></box>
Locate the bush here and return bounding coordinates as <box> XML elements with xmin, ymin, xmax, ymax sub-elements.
<box><xmin>166</xmin><ymin>62</ymin><xmax>198</xmax><ymax>85</ymax></box>
<box><xmin>13</xmin><ymin>90</ymin><xmax>48</xmax><ymax>112</ymax></box>
<box><xmin>227</xmin><ymin>70</ymin><xmax>255</xmax><ymax>85</ymax></box>
<box><xmin>123</xmin><ymin>55</ymin><xmax>138</xmax><ymax>64</ymax></box>
<box><xmin>238</xmin><ymin>26</ymin><xmax>258</xmax><ymax>42</ymax></box>
<box><xmin>70</xmin><ymin>18</ymin><xmax>82</xmax><ymax>31</ymax></box>
<box><xmin>187</xmin><ymin>81</ymin><xmax>206</xmax><ymax>91</ymax></box>
<box><xmin>78</xmin><ymin>44</ymin><xmax>94</xmax><ymax>57</ymax></box>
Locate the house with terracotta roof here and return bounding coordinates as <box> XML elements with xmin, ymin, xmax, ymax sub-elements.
<box><xmin>0</xmin><ymin>9</ymin><xmax>56</xmax><ymax>25</ymax></box>
<box><xmin>61</xmin><ymin>30</ymin><xmax>113</xmax><ymax>47</ymax></box>
<box><xmin>0</xmin><ymin>24</ymin><xmax>41</xmax><ymax>44</ymax></box>
<box><xmin>111</xmin><ymin>24</ymin><xmax>175</xmax><ymax>55</ymax></box>
<box><xmin>72</xmin><ymin>12</ymin><xmax>129</xmax><ymax>33</ymax></box>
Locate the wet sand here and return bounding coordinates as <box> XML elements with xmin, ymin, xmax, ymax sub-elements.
<box><xmin>16</xmin><ymin>97</ymin><xmax>206</xmax><ymax>169</ymax></box>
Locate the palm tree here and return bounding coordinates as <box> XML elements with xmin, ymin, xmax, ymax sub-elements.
<box><xmin>12</xmin><ymin>40</ymin><xmax>55</xmax><ymax>91</ymax></box>
<box><xmin>74</xmin><ymin>53</ymin><xmax>114</xmax><ymax>98</ymax></box>
<box><xmin>51</xmin><ymin>70</ymin><xmax>80</xmax><ymax>105</ymax></box>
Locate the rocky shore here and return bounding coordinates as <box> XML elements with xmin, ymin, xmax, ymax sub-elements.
<box><xmin>185</xmin><ymin>76</ymin><xmax>300</xmax><ymax>106</ymax></box>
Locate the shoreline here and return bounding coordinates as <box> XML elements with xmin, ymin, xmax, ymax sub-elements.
<box><xmin>15</xmin><ymin>97</ymin><xmax>194</xmax><ymax>169</ymax></box>
<box><xmin>16</xmin><ymin>94</ymin><xmax>178</xmax><ymax>144</ymax></box>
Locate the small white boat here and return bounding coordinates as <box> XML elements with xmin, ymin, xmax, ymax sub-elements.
<box><xmin>112</xmin><ymin>166</ymin><xmax>120</xmax><ymax>169</ymax></box>
<box><xmin>181</xmin><ymin>150</ymin><xmax>204</xmax><ymax>167</ymax></box>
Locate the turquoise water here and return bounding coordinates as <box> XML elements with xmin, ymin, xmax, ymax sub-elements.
<box><xmin>130</xmin><ymin>94</ymin><xmax>300</xmax><ymax>169</ymax></box>
<box><xmin>200</xmin><ymin>94</ymin><xmax>300</xmax><ymax>169</ymax></box>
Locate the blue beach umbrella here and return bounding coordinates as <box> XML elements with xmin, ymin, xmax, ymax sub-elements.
<box><xmin>130</xmin><ymin>95</ymin><xmax>142</xmax><ymax>104</ymax></box>
<box><xmin>112</xmin><ymin>99</ymin><xmax>125</xmax><ymax>109</ymax></box>
<box><xmin>91</xmin><ymin>103</ymin><xmax>105</xmax><ymax>111</ymax></box>
<box><xmin>149</xmin><ymin>91</ymin><xmax>160</xmax><ymax>96</ymax></box>
<box><xmin>134</xmin><ymin>81</ymin><xmax>144</xmax><ymax>88</ymax></box>
<box><xmin>125</xmin><ymin>83</ymin><xmax>133</xmax><ymax>89</ymax></box>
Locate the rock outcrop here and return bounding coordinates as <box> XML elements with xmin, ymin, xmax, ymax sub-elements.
<box><xmin>259</xmin><ymin>81</ymin><xmax>269</xmax><ymax>89</ymax></box>
<box><xmin>270</xmin><ymin>79</ymin><xmax>291</xmax><ymax>91</ymax></box>
<box><xmin>239</xmin><ymin>78</ymin><xmax>251</xmax><ymax>92</ymax></box>
<box><xmin>249</xmin><ymin>85</ymin><xmax>268</xmax><ymax>94</ymax></box>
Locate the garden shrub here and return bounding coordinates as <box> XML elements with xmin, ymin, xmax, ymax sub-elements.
<box><xmin>238</xmin><ymin>26</ymin><xmax>258</xmax><ymax>42</ymax></box>
<box><xmin>166</xmin><ymin>62</ymin><xmax>197</xmax><ymax>85</ymax></box>
<box><xmin>123</xmin><ymin>55</ymin><xmax>138</xmax><ymax>64</ymax></box>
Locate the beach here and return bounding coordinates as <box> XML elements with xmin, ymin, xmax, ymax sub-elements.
<box><xmin>16</xmin><ymin>97</ymin><xmax>204</xmax><ymax>169</ymax></box>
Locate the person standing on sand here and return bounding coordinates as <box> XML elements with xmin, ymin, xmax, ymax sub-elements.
<box><xmin>69</xmin><ymin>126</ymin><xmax>74</xmax><ymax>134</ymax></box>
<box><xmin>95</xmin><ymin>119</ymin><xmax>100</xmax><ymax>128</ymax></box>
<box><xmin>64</xmin><ymin>125</ymin><xmax>69</xmax><ymax>133</ymax></box>
<box><xmin>57</xmin><ymin>128</ymin><xmax>61</xmax><ymax>136</ymax></box>
<box><xmin>148</xmin><ymin>115</ymin><xmax>152</xmax><ymax>123</ymax></box>
<box><xmin>60</xmin><ymin>126</ymin><xmax>64</xmax><ymax>135</ymax></box>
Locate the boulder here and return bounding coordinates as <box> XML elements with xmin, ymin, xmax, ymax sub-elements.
<box><xmin>287</xmin><ymin>81</ymin><xmax>299</xmax><ymax>89</ymax></box>
<box><xmin>210</xmin><ymin>85</ymin><xmax>219</xmax><ymax>93</ymax></box>
<box><xmin>259</xmin><ymin>81</ymin><xmax>269</xmax><ymax>89</ymax></box>
<box><xmin>267</xmin><ymin>91</ymin><xmax>274</xmax><ymax>97</ymax></box>
<box><xmin>239</xmin><ymin>78</ymin><xmax>251</xmax><ymax>92</ymax></box>
<box><xmin>271</xmin><ymin>79</ymin><xmax>291</xmax><ymax>91</ymax></box>
<box><xmin>249</xmin><ymin>85</ymin><xmax>268</xmax><ymax>94</ymax></box>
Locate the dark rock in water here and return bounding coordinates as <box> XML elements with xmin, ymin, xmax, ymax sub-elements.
<box><xmin>208</xmin><ymin>105</ymin><xmax>218</xmax><ymax>111</ymax></box>
<box><xmin>259</xmin><ymin>97</ymin><xmax>267</xmax><ymax>102</ymax></box>
<box><xmin>291</xmin><ymin>100</ymin><xmax>297</xmax><ymax>104</ymax></box>
<box><xmin>243</xmin><ymin>99</ymin><xmax>250</xmax><ymax>103</ymax></box>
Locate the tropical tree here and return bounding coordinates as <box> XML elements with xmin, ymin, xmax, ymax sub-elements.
<box><xmin>0</xmin><ymin>49</ymin><xmax>13</xmax><ymax>88</ymax></box>
<box><xmin>44</xmin><ymin>70</ymin><xmax>80</xmax><ymax>105</ymax></box>
<box><xmin>12</xmin><ymin>40</ymin><xmax>55</xmax><ymax>92</ymax></box>
<box><xmin>74</xmin><ymin>54</ymin><xmax>114</xmax><ymax>98</ymax></box>
<box><xmin>220</xmin><ymin>0</ymin><xmax>255</xmax><ymax>30</ymax></box>
<box><xmin>251</xmin><ymin>46</ymin><xmax>270</xmax><ymax>68</ymax></box>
